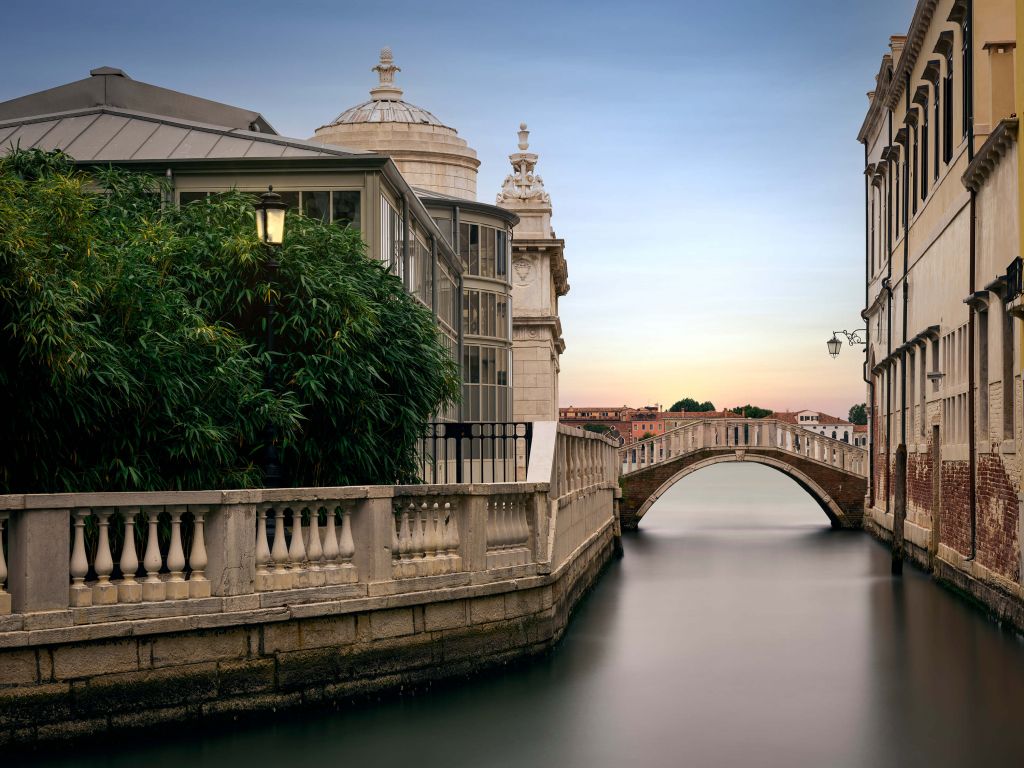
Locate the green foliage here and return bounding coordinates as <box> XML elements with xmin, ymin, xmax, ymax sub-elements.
<box><xmin>0</xmin><ymin>150</ymin><xmax>459</xmax><ymax>493</ymax></box>
<box><xmin>848</xmin><ymin>403</ymin><xmax>868</xmax><ymax>425</ymax></box>
<box><xmin>583</xmin><ymin>423</ymin><xmax>613</xmax><ymax>435</ymax></box>
<box><xmin>668</xmin><ymin>397</ymin><xmax>716</xmax><ymax>412</ymax></box>
<box><xmin>640</xmin><ymin>431</ymin><xmax>655</xmax><ymax>440</ymax></box>
<box><xmin>729</xmin><ymin>404</ymin><xmax>773</xmax><ymax>419</ymax></box>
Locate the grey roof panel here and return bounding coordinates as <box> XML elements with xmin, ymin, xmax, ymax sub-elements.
<box><xmin>5</xmin><ymin>119</ymin><xmax>60</xmax><ymax>149</ymax></box>
<box><xmin>63</xmin><ymin>114</ymin><xmax>130</xmax><ymax>158</ymax></box>
<box><xmin>168</xmin><ymin>127</ymin><xmax>220</xmax><ymax>159</ymax></box>
<box><xmin>206</xmin><ymin>134</ymin><xmax>254</xmax><ymax>158</ymax></box>
<box><xmin>94</xmin><ymin>118</ymin><xmax>158</xmax><ymax>160</ymax></box>
<box><xmin>33</xmin><ymin>113</ymin><xmax>99</xmax><ymax>151</ymax></box>
<box><xmin>280</xmin><ymin>145</ymin><xmax>321</xmax><ymax>157</ymax></box>
<box><xmin>0</xmin><ymin>124</ymin><xmax>19</xmax><ymax>146</ymax></box>
<box><xmin>133</xmin><ymin>123</ymin><xmax>190</xmax><ymax>159</ymax></box>
<box><xmin>243</xmin><ymin>140</ymin><xmax>286</xmax><ymax>158</ymax></box>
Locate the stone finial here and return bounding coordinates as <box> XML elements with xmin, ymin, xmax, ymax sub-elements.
<box><xmin>370</xmin><ymin>47</ymin><xmax>403</xmax><ymax>101</ymax></box>
<box><xmin>497</xmin><ymin>122</ymin><xmax>550</xmax><ymax>205</ymax></box>
<box><xmin>518</xmin><ymin>123</ymin><xmax>530</xmax><ymax>151</ymax></box>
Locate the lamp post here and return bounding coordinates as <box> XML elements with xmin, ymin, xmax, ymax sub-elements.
<box><xmin>254</xmin><ymin>186</ymin><xmax>287</xmax><ymax>486</ymax></box>
<box><xmin>826</xmin><ymin>329</ymin><xmax>867</xmax><ymax>358</ymax></box>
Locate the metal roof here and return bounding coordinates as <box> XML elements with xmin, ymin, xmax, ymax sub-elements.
<box><xmin>0</xmin><ymin>106</ymin><xmax>368</xmax><ymax>162</ymax></box>
<box><xmin>0</xmin><ymin>67</ymin><xmax>277</xmax><ymax>134</ymax></box>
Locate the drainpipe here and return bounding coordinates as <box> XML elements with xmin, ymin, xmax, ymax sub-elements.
<box><xmin>896</xmin><ymin>90</ymin><xmax>914</xmax><ymax>573</ymax></box>
<box><xmin>402</xmin><ymin>195</ymin><xmax>410</xmax><ymax>292</ymax></box>
<box><xmin>865</xmin><ymin>140</ymin><xmax>876</xmax><ymax>508</ymax></box>
<box><xmin>454</xmin><ymin>207</ymin><xmax>464</xmax><ymax>423</ymax></box>
<box><xmin>966</xmin><ymin>0</ymin><xmax>978</xmax><ymax>560</ymax></box>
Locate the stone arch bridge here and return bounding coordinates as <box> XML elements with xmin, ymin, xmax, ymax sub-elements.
<box><xmin>618</xmin><ymin>418</ymin><xmax>868</xmax><ymax>530</ymax></box>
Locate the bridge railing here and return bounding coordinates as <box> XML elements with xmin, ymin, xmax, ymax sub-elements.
<box><xmin>0</xmin><ymin>423</ymin><xmax>619</xmax><ymax>623</ymax></box>
<box><xmin>619</xmin><ymin>418</ymin><xmax>867</xmax><ymax>478</ymax></box>
<box><xmin>527</xmin><ymin>423</ymin><xmax>620</xmax><ymax>570</ymax></box>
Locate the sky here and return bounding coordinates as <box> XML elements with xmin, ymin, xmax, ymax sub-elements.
<box><xmin>0</xmin><ymin>0</ymin><xmax>918</xmax><ymax>418</ymax></box>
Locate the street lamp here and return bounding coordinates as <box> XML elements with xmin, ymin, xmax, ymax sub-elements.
<box><xmin>253</xmin><ymin>186</ymin><xmax>288</xmax><ymax>486</ymax></box>
<box><xmin>826</xmin><ymin>329</ymin><xmax>866</xmax><ymax>359</ymax></box>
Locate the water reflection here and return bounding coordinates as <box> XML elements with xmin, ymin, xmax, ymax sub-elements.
<box><xmin>31</xmin><ymin>463</ymin><xmax>1024</xmax><ymax>768</ymax></box>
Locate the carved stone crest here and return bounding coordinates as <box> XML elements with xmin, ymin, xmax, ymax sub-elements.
<box><xmin>513</xmin><ymin>258</ymin><xmax>533</xmax><ymax>284</ymax></box>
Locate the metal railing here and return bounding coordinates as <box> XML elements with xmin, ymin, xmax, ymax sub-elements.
<box><xmin>416</xmin><ymin>422</ymin><xmax>533</xmax><ymax>484</ymax></box>
<box><xmin>1006</xmin><ymin>256</ymin><xmax>1023</xmax><ymax>302</ymax></box>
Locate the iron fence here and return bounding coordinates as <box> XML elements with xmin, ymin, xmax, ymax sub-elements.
<box><xmin>416</xmin><ymin>422</ymin><xmax>533</xmax><ymax>484</ymax></box>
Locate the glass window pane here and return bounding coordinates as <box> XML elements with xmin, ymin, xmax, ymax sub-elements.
<box><xmin>480</xmin><ymin>226</ymin><xmax>495</xmax><ymax>277</ymax></box>
<box><xmin>331</xmin><ymin>191</ymin><xmax>360</xmax><ymax>229</ymax></box>
<box><xmin>179</xmin><ymin>191</ymin><xmax>208</xmax><ymax>205</ymax></box>
<box><xmin>469</xmin><ymin>346</ymin><xmax>480</xmax><ymax>384</ymax></box>
<box><xmin>302</xmin><ymin>191</ymin><xmax>330</xmax><ymax>223</ymax></box>
<box><xmin>459</xmin><ymin>223</ymin><xmax>470</xmax><ymax>269</ymax></box>
<box><xmin>469</xmin><ymin>225</ymin><xmax>480</xmax><ymax>275</ymax></box>
<box><xmin>497</xmin><ymin>230</ymin><xmax>507</xmax><ymax>277</ymax></box>
<box><xmin>278</xmin><ymin>191</ymin><xmax>299</xmax><ymax>211</ymax></box>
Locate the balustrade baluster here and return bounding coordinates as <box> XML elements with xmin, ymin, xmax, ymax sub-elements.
<box><xmin>92</xmin><ymin>508</ymin><xmax>117</xmax><ymax>605</ymax></box>
<box><xmin>409</xmin><ymin>503</ymin><xmax>425</xmax><ymax>576</ymax></box>
<box><xmin>271</xmin><ymin>507</ymin><xmax>291</xmax><ymax>590</ymax></box>
<box><xmin>189</xmin><ymin>507</ymin><xmax>210</xmax><ymax>598</ymax></box>
<box><xmin>339</xmin><ymin>507</ymin><xmax>355</xmax><ymax>567</ymax></box>
<box><xmin>255</xmin><ymin>505</ymin><xmax>272</xmax><ymax>591</ymax></box>
<box><xmin>322</xmin><ymin>506</ymin><xmax>341</xmax><ymax>582</ymax></box>
<box><xmin>69</xmin><ymin>509</ymin><xmax>92</xmax><ymax>606</ymax></box>
<box><xmin>142</xmin><ymin>507</ymin><xmax>166</xmax><ymax>602</ymax></box>
<box><xmin>165</xmin><ymin>505</ymin><xmax>188</xmax><ymax>600</ymax></box>
<box><xmin>289</xmin><ymin>507</ymin><xmax>308</xmax><ymax>588</ymax></box>
<box><xmin>118</xmin><ymin>507</ymin><xmax>142</xmax><ymax>603</ymax></box>
<box><xmin>306</xmin><ymin>506</ymin><xmax>325</xmax><ymax>587</ymax></box>
<box><xmin>0</xmin><ymin>513</ymin><xmax>8</xmax><ymax>614</ymax></box>
<box><xmin>445</xmin><ymin>500</ymin><xmax>461</xmax><ymax>571</ymax></box>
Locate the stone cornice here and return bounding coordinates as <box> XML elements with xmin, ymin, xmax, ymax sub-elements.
<box><xmin>858</xmin><ymin>0</ymin><xmax>941</xmax><ymax>143</ymax></box>
<box><xmin>962</xmin><ymin>119</ymin><xmax>1019</xmax><ymax>192</ymax></box>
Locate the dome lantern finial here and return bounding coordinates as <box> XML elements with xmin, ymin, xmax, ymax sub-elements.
<box><xmin>370</xmin><ymin>47</ymin><xmax>403</xmax><ymax>101</ymax></box>
<box><xmin>518</xmin><ymin>122</ymin><xmax>529</xmax><ymax>151</ymax></box>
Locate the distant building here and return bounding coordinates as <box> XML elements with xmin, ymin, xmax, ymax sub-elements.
<box><xmin>560</xmin><ymin>405</ymin><xmax>738</xmax><ymax>446</ymax></box>
<box><xmin>853</xmin><ymin>424</ymin><xmax>868</xmax><ymax>448</ymax></box>
<box><xmin>774</xmin><ymin>411</ymin><xmax>855</xmax><ymax>444</ymax></box>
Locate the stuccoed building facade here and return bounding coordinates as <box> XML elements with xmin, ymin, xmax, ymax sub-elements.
<box><xmin>859</xmin><ymin>0</ymin><xmax>1024</xmax><ymax>621</ymax></box>
<box><xmin>0</xmin><ymin>53</ymin><xmax>571</xmax><ymax>424</ymax></box>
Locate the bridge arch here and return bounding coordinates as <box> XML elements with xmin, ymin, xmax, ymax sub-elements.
<box><xmin>626</xmin><ymin>453</ymin><xmax>853</xmax><ymax>529</ymax></box>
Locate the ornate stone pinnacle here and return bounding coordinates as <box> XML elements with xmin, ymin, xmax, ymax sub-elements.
<box><xmin>497</xmin><ymin>122</ymin><xmax>551</xmax><ymax>206</ymax></box>
<box><xmin>370</xmin><ymin>47</ymin><xmax>403</xmax><ymax>101</ymax></box>
<box><xmin>518</xmin><ymin>123</ymin><xmax>529</xmax><ymax>151</ymax></box>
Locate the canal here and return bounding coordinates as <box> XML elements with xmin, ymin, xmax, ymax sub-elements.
<box><xmin>33</xmin><ymin>463</ymin><xmax>1024</xmax><ymax>767</ymax></box>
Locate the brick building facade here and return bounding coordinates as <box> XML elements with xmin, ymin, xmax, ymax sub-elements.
<box><xmin>859</xmin><ymin>0</ymin><xmax>1024</xmax><ymax>621</ymax></box>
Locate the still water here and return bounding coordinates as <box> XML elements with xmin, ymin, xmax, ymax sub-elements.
<box><xmin>34</xmin><ymin>464</ymin><xmax>1024</xmax><ymax>768</ymax></box>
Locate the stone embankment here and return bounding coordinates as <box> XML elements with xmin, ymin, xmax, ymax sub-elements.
<box><xmin>0</xmin><ymin>423</ymin><xmax>621</xmax><ymax>747</ymax></box>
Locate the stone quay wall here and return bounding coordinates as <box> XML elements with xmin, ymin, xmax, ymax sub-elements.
<box><xmin>0</xmin><ymin>424</ymin><xmax>621</xmax><ymax>747</ymax></box>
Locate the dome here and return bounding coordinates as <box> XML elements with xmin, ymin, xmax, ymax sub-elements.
<box><xmin>313</xmin><ymin>48</ymin><xmax>479</xmax><ymax>201</ymax></box>
<box><xmin>327</xmin><ymin>98</ymin><xmax>446</xmax><ymax>127</ymax></box>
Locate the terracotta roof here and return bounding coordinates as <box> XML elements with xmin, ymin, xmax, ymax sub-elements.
<box><xmin>854</xmin><ymin>424</ymin><xmax>868</xmax><ymax>432</ymax></box>
<box><xmin>773</xmin><ymin>411</ymin><xmax>852</xmax><ymax>426</ymax></box>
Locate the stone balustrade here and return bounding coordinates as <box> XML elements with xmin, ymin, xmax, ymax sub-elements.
<box><xmin>0</xmin><ymin>424</ymin><xmax>621</xmax><ymax>746</ymax></box>
<box><xmin>0</xmin><ymin>424</ymin><xmax>621</xmax><ymax>625</ymax></box>
<box><xmin>619</xmin><ymin>418</ymin><xmax>868</xmax><ymax>478</ymax></box>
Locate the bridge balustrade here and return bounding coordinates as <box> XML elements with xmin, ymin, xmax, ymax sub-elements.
<box><xmin>618</xmin><ymin>418</ymin><xmax>868</xmax><ymax>478</ymax></box>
